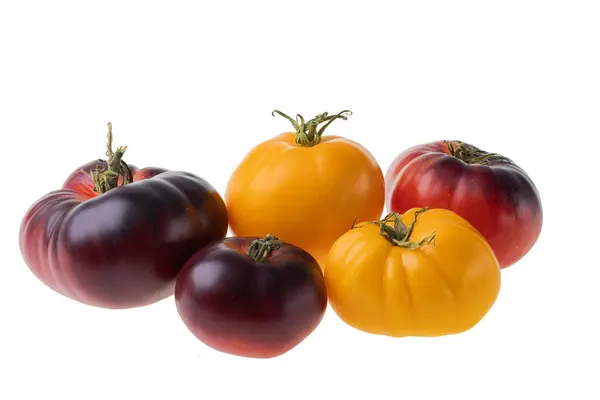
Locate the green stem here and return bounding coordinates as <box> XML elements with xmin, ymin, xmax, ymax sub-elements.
<box><xmin>355</xmin><ymin>207</ymin><xmax>436</xmax><ymax>250</ymax></box>
<box><xmin>90</xmin><ymin>123</ymin><xmax>134</xmax><ymax>194</ymax></box>
<box><xmin>272</xmin><ymin>109</ymin><xmax>352</xmax><ymax>147</ymax></box>
<box><xmin>247</xmin><ymin>234</ymin><xmax>282</xmax><ymax>262</ymax></box>
<box><xmin>445</xmin><ymin>140</ymin><xmax>501</xmax><ymax>165</ymax></box>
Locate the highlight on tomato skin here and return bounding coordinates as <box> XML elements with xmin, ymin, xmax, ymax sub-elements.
<box><xmin>224</xmin><ymin>110</ymin><xmax>385</xmax><ymax>269</ymax></box>
<box><xmin>174</xmin><ymin>234</ymin><xmax>328</xmax><ymax>359</ymax></box>
<box><xmin>18</xmin><ymin>123</ymin><xmax>229</xmax><ymax>309</ymax></box>
<box><xmin>385</xmin><ymin>140</ymin><xmax>543</xmax><ymax>269</ymax></box>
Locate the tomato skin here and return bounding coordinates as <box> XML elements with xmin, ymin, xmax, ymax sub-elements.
<box><xmin>174</xmin><ymin>236</ymin><xmax>327</xmax><ymax>358</ymax></box>
<box><xmin>19</xmin><ymin>160</ymin><xmax>228</xmax><ymax>309</ymax></box>
<box><xmin>325</xmin><ymin>208</ymin><xmax>501</xmax><ymax>337</ymax></box>
<box><xmin>385</xmin><ymin>141</ymin><xmax>542</xmax><ymax>268</ymax></box>
<box><xmin>225</xmin><ymin>132</ymin><xmax>385</xmax><ymax>267</ymax></box>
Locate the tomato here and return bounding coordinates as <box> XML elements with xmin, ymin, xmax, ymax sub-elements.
<box><xmin>385</xmin><ymin>140</ymin><xmax>543</xmax><ymax>269</ymax></box>
<box><xmin>175</xmin><ymin>234</ymin><xmax>327</xmax><ymax>358</ymax></box>
<box><xmin>19</xmin><ymin>123</ymin><xmax>228</xmax><ymax>309</ymax></box>
<box><xmin>325</xmin><ymin>207</ymin><xmax>501</xmax><ymax>337</ymax></box>
<box><xmin>225</xmin><ymin>110</ymin><xmax>385</xmax><ymax>268</ymax></box>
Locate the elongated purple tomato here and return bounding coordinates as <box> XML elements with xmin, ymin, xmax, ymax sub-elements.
<box><xmin>19</xmin><ymin>124</ymin><xmax>229</xmax><ymax>309</ymax></box>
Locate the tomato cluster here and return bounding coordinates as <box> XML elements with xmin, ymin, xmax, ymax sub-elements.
<box><xmin>19</xmin><ymin>112</ymin><xmax>542</xmax><ymax>358</ymax></box>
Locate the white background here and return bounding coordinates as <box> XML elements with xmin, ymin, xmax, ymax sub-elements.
<box><xmin>1</xmin><ymin>1</ymin><xmax>599</xmax><ymax>399</ymax></box>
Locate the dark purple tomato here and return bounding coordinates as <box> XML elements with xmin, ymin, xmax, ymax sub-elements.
<box><xmin>386</xmin><ymin>140</ymin><xmax>543</xmax><ymax>269</ymax></box>
<box><xmin>174</xmin><ymin>235</ymin><xmax>328</xmax><ymax>359</ymax></box>
<box><xmin>19</xmin><ymin>123</ymin><xmax>229</xmax><ymax>309</ymax></box>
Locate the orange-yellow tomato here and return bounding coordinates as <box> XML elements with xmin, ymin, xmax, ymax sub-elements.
<box><xmin>225</xmin><ymin>111</ymin><xmax>385</xmax><ymax>268</ymax></box>
<box><xmin>325</xmin><ymin>207</ymin><xmax>501</xmax><ymax>337</ymax></box>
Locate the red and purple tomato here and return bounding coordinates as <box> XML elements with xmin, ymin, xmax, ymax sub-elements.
<box><xmin>19</xmin><ymin>124</ymin><xmax>228</xmax><ymax>309</ymax></box>
<box><xmin>385</xmin><ymin>140</ymin><xmax>543</xmax><ymax>269</ymax></box>
<box><xmin>174</xmin><ymin>235</ymin><xmax>328</xmax><ymax>359</ymax></box>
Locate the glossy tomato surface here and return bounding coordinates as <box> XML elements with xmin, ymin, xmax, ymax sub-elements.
<box><xmin>385</xmin><ymin>140</ymin><xmax>542</xmax><ymax>268</ymax></box>
<box><xmin>174</xmin><ymin>236</ymin><xmax>327</xmax><ymax>358</ymax></box>
<box><xmin>19</xmin><ymin>159</ymin><xmax>228</xmax><ymax>309</ymax></box>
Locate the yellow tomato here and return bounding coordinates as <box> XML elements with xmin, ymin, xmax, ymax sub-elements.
<box><xmin>325</xmin><ymin>207</ymin><xmax>501</xmax><ymax>337</ymax></box>
<box><xmin>225</xmin><ymin>110</ymin><xmax>385</xmax><ymax>268</ymax></box>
